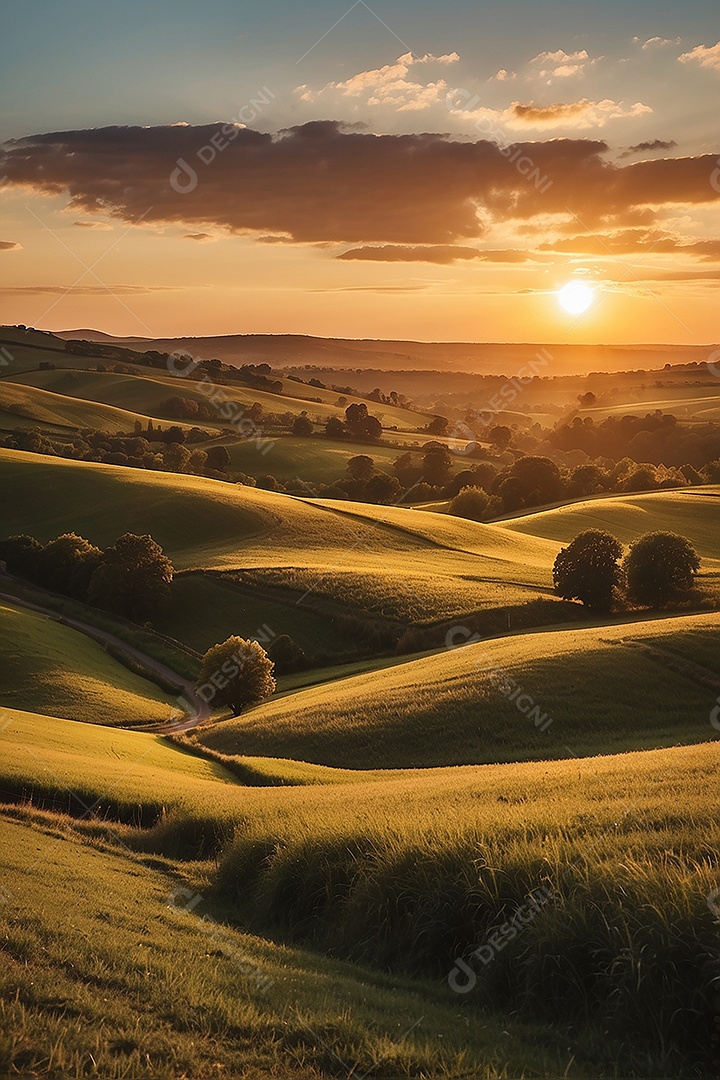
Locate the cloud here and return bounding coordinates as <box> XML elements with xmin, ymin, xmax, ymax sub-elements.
<box><xmin>1</xmin><ymin>122</ymin><xmax>718</xmax><ymax>249</ymax></box>
<box><xmin>679</xmin><ymin>42</ymin><xmax>720</xmax><ymax>72</ymax></box>
<box><xmin>296</xmin><ymin>51</ymin><xmax>459</xmax><ymax>112</ymax></box>
<box><xmin>528</xmin><ymin>48</ymin><xmax>597</xmax><ymax>82</ymax></box>
<box><xmin>491</xmin><ymin>69</ymin><xmax>516</xmax><ymax>82</ymax></box>
<box><xmin>634</xmin><ymin>36</ymin><xmax>682</xmax><ymax>49</ymax></box>
<box><xmin>541</xmin><ymin>229</ymin><xmax>720</xmax><ymax>260</ymax></box>
<box><xmin>183</xmin><ymin>231</ymin><xmax>214</xmax><ymax>241</ymax></box>
<box><xmin>0</xmin><ymin>240</ymin><xmax>21</xmax><ymax>251</ymax></box>
<box><xmin>508</xmin><ymin>99</ymin><xmax>652</xmax><ymax>129</ymax></box>
<box><xmin>1</xmin><ymin>284</ymin><xmax>177</xmax><ymax>295</ymax></box>
<box><xmin>337</xmin><ymin>245</ymin><xmax>535</xmax><ymax>263</ymax></box>
<box><xmin>620</xmin><ymin>139</ymin><xmax>678</xmax><ymax>158</ymax></box>
<box><xmin>73</xmin><ymin>219</ymin><xmax>112</xmax><ymax>229</ymax></box>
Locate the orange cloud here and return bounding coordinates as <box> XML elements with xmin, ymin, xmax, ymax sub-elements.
<box><xmin>679</xmin><ymin>42</ymin><xmax>720</xmax><ymax>72</ymax></box>
<box><xmin>1</xmin><ymin>123</ymin><xmax>718</xmax><ymax>249</ymax></box>
<box><xmin>0</xmin><ymin>240</ymin><xmax>21</xmax><ymax>251</ymax></box>
<box><xmin>338</xmin><ymin>245</ymin><xmax>536</xmax><ymax>263</ymax></box>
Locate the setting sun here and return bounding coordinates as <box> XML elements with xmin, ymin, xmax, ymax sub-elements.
<box><xmin>558</xmin><ymin>281</ymin><xmax>595</xmax><ymax>315</ymax></box>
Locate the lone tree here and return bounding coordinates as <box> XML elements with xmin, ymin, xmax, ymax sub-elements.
<box><xmin>89</xmin><ymin>533</ymin><xmax>174</xmax><ymax>622</ymax></box>
<box><xmin>197</xmin><ymin>636</ymin><xmax>276</xmax><ymax>713</ymax></box>
<box><xmin>449</xmin><ymin>486</ymin><xmax>489</xmax><ymax>522</ymax></box>
<box><xmin>553</xmin><ymin>529</ymin><xmax>624</xmax><ymax>612</ymax></box>
<box><xmin>624</xmin><ymin>531</ymin><xmax>700</xmax><ymax>608</ymax></box>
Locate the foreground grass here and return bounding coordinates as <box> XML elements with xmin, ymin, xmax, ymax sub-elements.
<box><xmin>1</xmin><ymin>735</ymin><xmax>718</xmax><ymax>1076</ymax></box>
<box><xmin>0</xmin><ymin>602</ymin><xmax>179</xmax><ymax>727</ymax></box>
<box><xmin>1</xmin><ymin>812</ymin><xmax>585</xmax><ymax>1080</ymax></box>
<box><xmin>192</xmin><ymin>612</ymin><xmax>720</xmax><ymax>769</ymax></box>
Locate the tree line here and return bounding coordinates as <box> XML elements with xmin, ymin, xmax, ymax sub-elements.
<box><xmin>0</xmin><ymin>532</ymin><xmax>174</xmax><ymax>622</ymax></box>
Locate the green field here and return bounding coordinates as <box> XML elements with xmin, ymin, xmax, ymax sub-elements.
<box><xmin>0</xmin><ymin>379</ymin><xmax>197</xmax><ymax>435</ymax></box>
<box><xmin>191</xmin><ymin>611</ymin><xmax>720</xmax><ymax>768</ymax></box>
<box><xmin>155</xmin><ymin>572</ymin><xmax>363</xmax><ymax>658</ymax></box>
<box><xmin>216</xmin><ymin>432</ymin><xmax>411</xmax><ymax>483</ymax></box>
<box><xmin>0</xmin><ymin>810</ymin><xmax>592</xmax><ymax>1080</ymax></box>
<box><xmin>7</xmin><ymin>364</ymin><xmax>430</xmax><ymax>431</ymax></box>
<box><xmin>0</xmin><ymin>709</ymin><xmax>717</xmax><ymax>1076</ymax></box>
<box><xmin>0</xmin><ymin>602</ymin><xmax>178</xmax><ymax>727</ymax></box>
<box><xmin>2</xmin><ymin>367</ymin><xmax>720</xmax><ymax>1080</ymax></box>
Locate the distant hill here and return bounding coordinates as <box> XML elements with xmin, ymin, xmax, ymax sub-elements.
<box><xmin>54</xmin><ymin>328</ymin><xmax>717</xmax><ymax>377</ymax></box>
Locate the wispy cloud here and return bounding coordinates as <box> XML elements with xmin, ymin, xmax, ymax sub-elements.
<box><xmin>0</xmin><ymin>240</ymin><xmax>22</xmax><ymax>251</ymax></box>
<box><xmin>528</xmin><ymin>48</ymin><xmax>598</xmax><ymax>83</ymax></box>
<box><xmin>634</xmin><ymin>36</ymin><xmax>682</xmax><ymax>49</ymax></box>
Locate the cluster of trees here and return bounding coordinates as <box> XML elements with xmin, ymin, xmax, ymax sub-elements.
<box><xmin>0</xmin><ymin>531</ymin><xmax>174</xmax><ymax>621</ymax></box>
<box><xmin>546</xmin><ymin>413</ymin><xmax>720</xmax><ymax>472</ymax></box>
<box><xmin>447</xmin><ymin>453</ymin><xmax>720</xmax><ymax>521</ymax></box>
<box><xmin>324</xmin><ymin>403</ymin><xmax>383</xmax><ymax>443</ymax></box>
<box><xmin>553</xmin><ymin>529</ymin><xmax>701</xmax><ymax>611</ymax></box>
<box><xmin>1</xmin><ymin>426</ymin><xmax>233</xmax><ymax>479</ymax></box>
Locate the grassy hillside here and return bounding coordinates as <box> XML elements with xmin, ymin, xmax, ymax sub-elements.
<box><xmin>0</xmin><ymin>451</ymin><xmax>554</xmax><ymax>621</ymax></box>
<box><xmin>155</xmin><ymin>572</ymin><xmax>363</xmax><ymax>658</ymax></box>
<box><xmin>192</xmin><ymin>611</ymin><xmax>720</xmax><ymax>768</ymax></box>
<box><xmin>7</xmin><ymin>365</ymin><xmax>431</xmax><ymax>431</ymax></box>
<box><xmin>0</xmin><ymin>378</ymin><xmax>197</xmax><ymax>435</ymax></box>
<box><xmin>0</xmin><ymin>811</ymin><xmax>591</xmax><ymax>1080</ymax></box>
<box><xmin>500</xmin><ymin>488</ymin><xmax>720</xmax><ymax>559</ymax></box>
<box><xmin>217</xmin><ymin>432</ymin><xmax>408</xmax><ymax>483</ymax></box>
<box><xmin>0</xmin><ymin>721</ymin><xmax>716</xmax><ymax>1075</ymax></box>
<box><xmin>0</xmin><ymin>602</ymin><xmax>180</xmax><ymax>727</ymax></box>
<box><xmin>0</xmin><ymin>708</ymin><xmax>242</xmax><ymax>823</ymax></box>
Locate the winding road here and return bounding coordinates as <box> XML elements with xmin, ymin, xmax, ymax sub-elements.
<box><xmin>0</xmin><ymin>586</ymin><xmax>209</xmax><ymax>732</ymax></box>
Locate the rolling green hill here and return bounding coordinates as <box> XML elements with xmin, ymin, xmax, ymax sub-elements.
<box><xmin>0</xmin><ymin>601</ymin><xmax>178</xmax><ymax>726</ymax></box>
<box><xmin>192</xmin><ymin>611</ymin><xmax>720</xmax><ymax>768</ymax></box>
<box><xmin>0</xmin><ymin>378</ymin><xmax>197</xmax><ymax>435</ymax></box>
<box><xmin>500</xmin><ymin>488</ymin><xmax>720</xmax><ymax>559</ymax></box>
<box><xmin>0</xmin><ymin>450</ymin><xmax>555</xmax><ymax>622</ymax></box>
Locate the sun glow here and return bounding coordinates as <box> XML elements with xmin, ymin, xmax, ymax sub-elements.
<box><xmin>558</xmin><ymin>281</ymin><xmax>595</xmax><ymax>315</ymax></box>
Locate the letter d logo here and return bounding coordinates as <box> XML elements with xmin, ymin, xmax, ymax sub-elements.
<box><xmin>170</xmin><ymin>157</ymin><xmax>198</xmax><ymax>194</ymax></box>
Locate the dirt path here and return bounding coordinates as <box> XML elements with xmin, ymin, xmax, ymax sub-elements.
<box><xmin>0</xmin><ymin>590</ymin><xmax>209</xmax><ymax>731</ymax></box>
<box><xmin>625</xmin><ymin>638</ymin><xmax>720</xmax><ymax>693</ymax></box>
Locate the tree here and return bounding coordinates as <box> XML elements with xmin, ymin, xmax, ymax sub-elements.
<box><xmin>325</xmin><ymin>416</ymin><xmax>346</xmax><ymax>440</ymax></box>
<box><xmin>509</xmin><ymin>456</ymin><xmax>564</xmax><ymax>508</ymax></box>
<box><xmin>292</xmin><ymin>414</ymin><xmax>314</xmax><ymax>436</ymax></box>
<box><xmin>0</xmin><ymin>534</ymin><xmax>42</xmax><ymax>578</ymax></box>
<box><xmin>488</xmin><ymin>425</ymin><xmax>512</xmax><ymax>451</ymax></box>
<box><xmin>163</xmin><ymin>442</ymin><xmax>191</xmax><ymax>473</ymax></box>
<box><xmin>553</xmin><ymin>529</ymin><xmax>624</xmax><ymax>612</ymax></box>
<box><xmin>88</xmin><ymin>533</ymin><xmax>174</xmax><ymax>622</ymax></box>
<box><xmin>577</xmin><ymin>391</ymin><xmax>597</xmax><ymax>407</ymax></box>
<box><xmin>345</xmin><ymin>403</ymin><xmax>382</xmax><ymax>442</ymax></box>
<box><xmin>205</xmin><ymin>445</ymin><xmax>231</xmax><ymax>472</ymax></box>
<box><xmin>366</xmin><ymin>471</ymin><xmax>401</xmax><ymax>504</ymax></box>
<box><xmin>427</xmin><ymin>415</ymin><xmax>449</xmax><ymax>436</ymax></box>
<box><xmin>196</xmin><ymin>636</ymin><xmax>275</xmax><ymax>713</ymax></box>
<box><xmin>449</xmin><ymin>486</ymin><xmax>490</xmax><ymax>521</ymax></box>
<box><xmin>422</xmin><ymin>442</ymin><xmax>452</xmax><ymax>487</ymax></box>
<box><xmin>267</xmin><ymin>634</ymin><xmax>306</xmax><ymax>675</ymax></box>
<box><xmin>347</xmin><ymin>454</ymin><xmax>374</xmax><ymax>482</ymax></box>
<box><xmin>37</xmin><ymin>532</ymin><xmax>103</xmax><ymax>599</ymax></box>
<box><xmin>624</xmin><ymin>531</ymin><xmax>700</xmax><ymax>608</ymax></box>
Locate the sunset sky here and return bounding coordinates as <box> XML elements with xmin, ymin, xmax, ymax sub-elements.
<box><xmin>1</xmin><ymin>0</ymin><xmax>719</xmax><ymax>343</ymax></box>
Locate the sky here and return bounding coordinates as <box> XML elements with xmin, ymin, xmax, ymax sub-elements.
<box><xmin>0</xmin><ymin>0</ymin><xmax>719</xmax><ymax>344</ymax></box>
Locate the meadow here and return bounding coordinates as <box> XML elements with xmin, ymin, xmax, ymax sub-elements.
<box><xmin>1</xmin><ymin>708</ymin><xmax>717</xmax><ymax>1077</ymax></box>
<box><xmin>2</xmin><ymin>327</ymin><xmax>720</xmax><ymax>1078</ymax></box>
<box><xmin>0</xmin><ymin>601</ymin><xmax>178</xmax><ymax>726</ymax></box>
